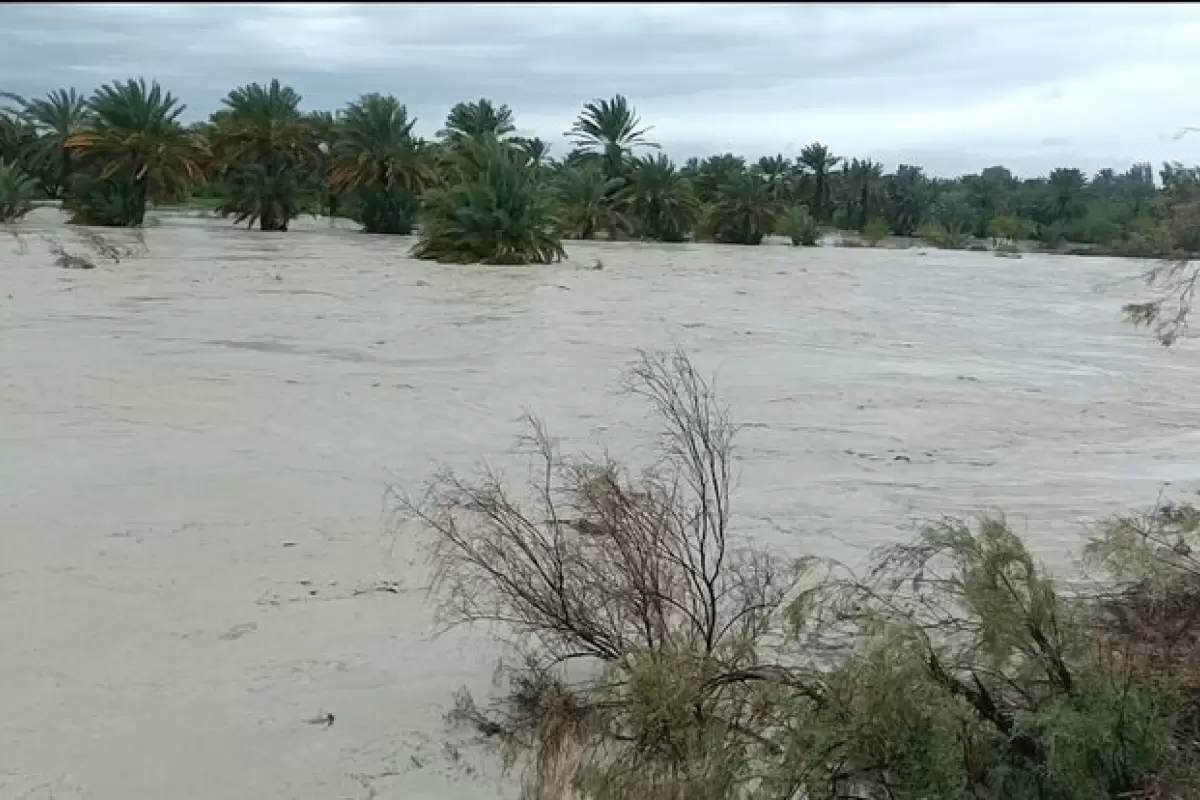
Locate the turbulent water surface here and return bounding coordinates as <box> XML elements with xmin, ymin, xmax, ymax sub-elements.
<box><xmin>2</xmin><ymin>209</ymin><xmax>1198</xmax><ymax>799</ymax></box>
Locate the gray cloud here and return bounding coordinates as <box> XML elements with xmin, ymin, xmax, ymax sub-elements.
<box><xmin>3</xmin><ymin>2</ymin><xmax>1200</xmax><ymax>175</ymax></box>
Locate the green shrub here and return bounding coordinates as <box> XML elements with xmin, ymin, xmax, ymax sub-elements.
<box><xmin>918</xmin><ymin>220</ymin><xmax>972</xmax><ymax>250</ymax></box>
<box><xmin>780</xmin><ymin>204</ymin><xmax>820</xmax><ymax>246</ymax></box>
<box><xmin>861</xmin><ymin>216</ymin><xmax>890</xmax><ymax>246</ymax></box>
<box><xmin>410</xmin><ymin>350</ymin><xmax>1200</xmax><ymax>800</ymax></box>
<box><xmin>65</xmin><ymin>173</ymin><xmax>144</xmax><ymax>227</ymax></box>
<box><xmin>988</xmin><ymin>213</ymin><xmax>1032</xmax><ymax>244</ymax></box>
<box><xmin>349</xmin><ymin>184</ymin><xmax>420</xmax><ymax>235</ymax></box>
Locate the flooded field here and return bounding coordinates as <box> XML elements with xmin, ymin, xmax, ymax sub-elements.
<box><xmin>2</xmin><ymin>208</ymin><xmax>1199</xmax><ymax>799</ymax></box>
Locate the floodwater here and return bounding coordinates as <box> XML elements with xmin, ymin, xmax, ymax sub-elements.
<box><xmin>2</xmin><ymin>208</ymin><xmax>1199</xmax><ymax>799</ymax></box>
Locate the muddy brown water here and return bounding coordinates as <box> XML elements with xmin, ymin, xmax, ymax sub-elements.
<box><xmin>2</xmin><ymin>208</ymin><xmax>1198</xmax><ymax>799</ymax></box>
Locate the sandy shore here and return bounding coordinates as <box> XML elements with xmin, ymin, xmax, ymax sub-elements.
<box><xmin>2</xmin><ymin>209</ymin><xmax>1199</xmax><ymax>799</ymax></box>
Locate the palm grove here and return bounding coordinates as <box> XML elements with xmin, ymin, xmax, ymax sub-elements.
<box><xmin>0</xmin><ymin>78</ymin><xmax>1195</xmax><ymax>263</ymax></box>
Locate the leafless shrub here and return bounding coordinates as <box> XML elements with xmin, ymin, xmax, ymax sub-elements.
<box><xmin>71</xmin><ymin>227</ymin><xmax>148</xmax><ymax>262</ymax></box>
<box><xmin>399</xmin><ymin>349</ymin><xmax>813</xmax><ymax>798</ymax></box>
<box><xmin>1086</xmin><ymin>500</ymin><xmax>1200</xmax><ymax>733</ymax></box>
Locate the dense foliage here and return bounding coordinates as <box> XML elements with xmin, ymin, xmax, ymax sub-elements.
<box><xmin>412</xmin><ymin>134</ymin><xmax>564</xmax><ymax>265</ymax></box>
<box><xmin>1</xmin><ymin>78</ymin><xmax>1197</xmax><ymax>259</ymax></box>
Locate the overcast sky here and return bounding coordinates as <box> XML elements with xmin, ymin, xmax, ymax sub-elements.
<box><xmin>3</xmin><ymin>2</ymin><xmax>1200</xmax><ymax>177</ymax></box>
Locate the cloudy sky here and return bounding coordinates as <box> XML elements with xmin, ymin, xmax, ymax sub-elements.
<box><xmin>3</xmin><ymin>2</ymin><xmax>1200</xmax><ymax>177</ymax></box>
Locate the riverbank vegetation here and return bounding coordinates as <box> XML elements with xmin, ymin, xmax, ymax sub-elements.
<box><xmin>3</xmin><ymin>79</ymin><xmax>1199</xmax><ymax>263</ymax></box>
<box><xmin>405</xmin><ymin>348</ymin><xmax>1200</xmax><ymax>799</ymax></box>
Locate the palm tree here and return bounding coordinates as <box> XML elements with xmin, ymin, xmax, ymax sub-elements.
<box><xmin>708</xmin><ymin>171</ymin><xmax>779</xmax><ymax>245</ymax></box>
<box><xmin>567</xmin><ymin>95</ymin><xmax>658</xmax><ymax>183</ymax></box>
<box><xmin>885</xmin><ymin>164</ymin><xmax>931</xmax><ymax>236</ymax></box>
<box><xmin>846</xmin><ymin>158</ymin><xmax>884</xmax><ymax>230</ymax></box>
<box><xmin>754</xmin><ymin>154</ymin><xmax>792</xmax><ymax>203</ymax></box>
<box><xmin>414</xmin><ymin>135</ymin><xmax>563</xmax><ymax>265</ymax></box>
<box><xmin>67</xmin><ymin>79</ymin><xmax>204</xmax><ymax>226</ymax></box>
<box><xmin>3</xmin><ymin>88</ymin><xmax>88</xmax><ymax>199</ymax></box>
<box><xmin>330</xmin><ymin>94</ymin><xmax>436</xmax><ymax>234</ymax></box>
<box><xmin>0</xmin><ymin>109</ymin><xmax>36</xmax><ymax>172</ymax></box>
<box><xmin>516</xmin><ymin>137</ymin><xmax>551</xmax><ymax>169</ymax></box>
<box><xmin>0</xmin><ymin>160</ymin><xmax>37</xmax><ymax>223</ymax></box>
<box><xmin>692</xmin><ymin>153</ymin><xmax>747</xmax><ymax>204</ymax></box>
<box><xmin>1048</xmin><ymin>167</ymin><xmax>1087</xmax><ymax>223</ymax></box>
<box><xmin>779</xmin><ymin>204</ymin><xmax>820</xmax><ymax>246</ymax></box>
<box><xmin>799</xmin><ymin>142</ymin><xmax>840</xmax><ymax>222</ymax></box>
<box><xmin>210</xmin><ymin>79</ymin><xmax>318</xmax><ymax>231</ymax></box>
<box><xmin>556</xmin><ymin>166</ymin><xmax>624</xmax><ymax>240</ymax></box>
<box><xmin>619</xmin><ymin>154</ymin><xmax>699</xmax><ymax>243</ymax></box>
<box><xmin>439</xmin><ymin>98</ymin><xmax>515</xmax><ymax>143</ymax></box>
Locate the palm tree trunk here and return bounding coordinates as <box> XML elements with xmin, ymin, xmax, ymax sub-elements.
<box><xmin>58</xmin><ymin>149</ymin><xmax>72</xmax><ymax>200</ymax></box>
<box><xmin>132</xmin><ymin>175</ymin><xmax>147</xmax><ymax>226</ymax></box>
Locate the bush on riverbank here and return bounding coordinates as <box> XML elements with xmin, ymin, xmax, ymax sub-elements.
<box><xmin>406</xmin><ymin>349</ymin><xmax>1200</xmax><ymax>800</ymax></box>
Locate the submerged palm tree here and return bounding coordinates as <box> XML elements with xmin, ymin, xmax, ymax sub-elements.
<box><xmin>331</xmin><ymin>94</ymin><xmax>436</xmax><ymax>234</ymax></box>
<box><xmin>568</xmin><ymin>95</ymin><xmax>658</xmax><ymax>183</ymax></box>
<box><xmin>0</xmin><ymin>109</ymin><xmax>36</xmax><ymax>173</ymax></box>
<box><xmin>619</xmin><ymin>154</ymin><xmax>699</xmax><ymax>242</ymax></box>
<box><xmin>210</xmin><ymin>79</ymin><xmax>319</xmax><ymax>231</ymax></box>
<box><xmin>439</xmin><ymin>98</ymin><xmax>516</xmax><ymax>144</ymax></box>
<box><xmin>3</xmin><ymin>88</ymin><xmax>88</xmax><ymax>199</ymax></box>
<box><xmin>67</xmin><ymin>79</ymin><xmax>204</xmax><ymax>225</ymax></box>
<box><xmin>414</xmin><ymin>135</ymin><xmax>563</xmax><ymax>265</ymax></box>
<box><xmin>708</xmin><ymin>171</ymin><xmax>779</xmax><ymax>245</ymax></box>
<box><xmin>556</xmin><ymin>165</ymin><xmax>624</xmax><ymax>240</ymax></box>
<box><xmin>799</xmin><ymin>142</ymin><xmax>840</xmax><ymax>222</ymax></box>
<box><xmin>754</xmin><ymin>154</ymin><xmax>793</xmax><ymax>204</ymax></box>
<box><xmin>780</xmin><ymin>204</ymin><xmax>820</xmax><ymax>246</ymax></box>
<box><xmin>0</xmin><ymin>160</ymin><xmax>37</xmax><ymax>222</ymax></box>
<box><xmin>691</xmin><ymin>153</ymin><xmax>747</xmax><ymax>205</ymax></box>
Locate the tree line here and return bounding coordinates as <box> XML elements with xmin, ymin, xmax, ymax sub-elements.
<box><xmin>0</xmin><ymin>78</ymin><xmax>1196</xmax><ymax>263</ymax></box>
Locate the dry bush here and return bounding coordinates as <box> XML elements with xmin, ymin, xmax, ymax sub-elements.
<box><xmin>1086</xmin><ymin>501</ymin><xmax>1200</xmax><ymax>734</ymax></box>
<box><xmin>71</xmin><ymin>227</ymin><xmax>148</xmax><ymax>262</ymax></box>
<box><xmin>400</xmin><ymin>349</ymin><xmax>813</xmax><ymax>798</ymax></box>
